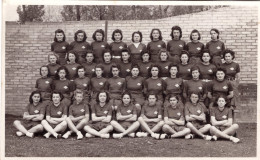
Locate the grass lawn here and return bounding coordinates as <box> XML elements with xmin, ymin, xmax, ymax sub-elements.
<box><xmin>5</xmin><ymin>114</ymin><xmax>256</xmax><ymax>157</ymax></box>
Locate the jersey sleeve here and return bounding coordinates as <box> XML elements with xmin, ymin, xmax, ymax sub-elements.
<box><xmin>236</xmin><ymin>63</ymin><xmax>240</xmax><ymax>73</ymax></box>
<box><xmin>91</xmin><ymin>104</ymin><xmax>96</xmax><ymax>115</ymax></box>
<box><xmin>107</xmin><ymin>102</ymin><xmax>113</xmax><ymax>116</ymax></box>
<box><xmin>210</xmin><ymin>107</ymin><xmax>216</xmax><ymax>117</ymax></box>
<box><xmin>132</xmin><ymin>104</ymin><xmax>137</xmax><ymax>116</ymax></box>
<box><xmin>157</xmin><ymin>103</ymin><xmax>162</xmax><ymax>116</ymax></box>
<box><xmin>140</xmin><ymin>102</ymin><xmax>146</xmax><ymax>116</ymax></box>
<box><xmin>62</xmin><ymin>104</ymin><xmax>68</xmax><ymax>116</ymax></box>
<box><xmin>164</xmin><ymin>106</ymin><xmax>168</xmax><ymax>118</ymax></box>
<box><xmin>227</xmin><ymin>81</ymin><xmax>234</xmax><ymax>91</ymax></box>
<box><xmin>68</xmin><ymin>105</ymin><xmax>73</xmax><ymax>116</ymax></box>
<box><xmin>227</xmin><ymin>108</ymin><xmax>232</xmax><ymax>119</ymax></box>
<box><xmin>84</xmin><ymin>104</ymin><xmax>90</xmax><ymax>115</ymax></box>
<box><xmin>39</xmin><ymin>103</ymin><xmax>46</xmax><ymax>115</ymax></box>
<box><xmin>46</xmin><ymin>105</ymin><xmax>51</xmax><ymax>116</ymax></box>
<box><xmin>184</xmin><ymin>103</ymin><xmax>190</xmax><ymax>116</ymax></box>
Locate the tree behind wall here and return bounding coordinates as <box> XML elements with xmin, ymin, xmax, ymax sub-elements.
<box><xmin>17</xmin><ymin>5</ymin><xmax>45</xmax><ymax>24</ymax></box>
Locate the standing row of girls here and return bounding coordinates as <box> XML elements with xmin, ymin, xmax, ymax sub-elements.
<box><xmin>13</xmin><ymin>25</ymin><xmax>240</xmax><ymax>143</ymax></box>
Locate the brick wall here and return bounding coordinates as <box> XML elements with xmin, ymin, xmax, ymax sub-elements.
<box><xmin>5</xmin><ymin>6</ymin><xmax>257</xmax><ymax>122</ymax></box>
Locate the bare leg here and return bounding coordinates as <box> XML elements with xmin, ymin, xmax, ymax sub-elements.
<box><xmin>41</xmin><ymin>120</ymin><xmax>58</xmax><ymax>138</ymax></box>
<box><xmin>110</xmin><ymin>120</ymin><xmax>126</xmax><ymax>133</ymax></box>
<box><xmin>138</xmin><ymin>117</ymin><xmax>154</xmax><ymax>135</ymax></box>
<box><xmin>53</xmin><ymin>121</ymin><xmax>67</xmax><ymax>133</ymax></box>
<box><xmin>162</xmin><ymin>124</ymin><xmax>177</xmax><ymax>134</ymax></box>
<box><xmin>210</xmin><ymin>126</ymin><xmax>231</xmax><ymax>139</ymax></box>
<box><xmin>121</xmin><ymin>121</ymin><xmax>140</xmax><ymax>136</ymax></box>
<box><xmin>13</xmin><ymin>120</ymin><xmax>29</xmax><ymax>135</ymax></box>
<box><xmin>198</xmin><ymin>124</ymin><xmax>211</xmax><ymax>134</ymax></box>
<box><xmin>186</xmin><ymin>122</ymin><xmax>205</xmax><ymax>138</ymax></box>
<box><xmin>28</xmin><ymin>124</ymin><xmax>44</xmax><ymax>133</ymax></box>
<box><xmin>84</xmin><ymin>125</ymin><xmax>103</xmax><ymax>137</ymax></box>
<box><xmin>171</xmin><ymin>128</ymin><xmax>191</xmax><ymax>138</ymax></box>
<box><xmin>223</xmin><ymin>124</ymin><xmax>239</xmax><ymax>136</ymax></box>
<box><xmin>151</xmin><ymin>121</ymin><xmax>165</xmax><ymax>133</ymax></box>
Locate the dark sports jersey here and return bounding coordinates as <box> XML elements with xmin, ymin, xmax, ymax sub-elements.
<box><xmin>178</xmin><ymin>63</ymin><xmax>194</xmax><ymax>80</ymax></box>
<box><xmin>74</xmin><ymin>77</ymin><xmax>91</xmax><ymax>96</ymax></box>
<box><xmin>183</xmin><ymin>79</ymin><xmax>206</xmax><ymax>101</ymax></box>
<box><xmin>52</xmin><ymin>79</ymin><xmax>76</xmax><ymax>98</ymax></box>
<box><xmin>81</xmin><ymin>62</ymin><xmax>96</xmax><ymax>78</ymax></box>
<box><xmin>91</xmin><ymin>102</ymin><xmax>113</xmax><ymax>117</ymax></box>
<box><xmin>35</xmin><ymin>77</ymin><xmax>53</xmax><ymax>92</ymax></box>
<box><xmin>90</xmin><ymin>77</ymin><xmax>107</xmax><ymax>95</ymax></box>
<box><xmin>208</xmin><ymin>79</ymin><xmax>233</xmax><ymax>97</ymax></box>
<box><xmin>128</xmin><ymin>43</ymin><xmax>147</xmax><ymax>64</ymax></box>
<box><xmin>137</xmin><ymin>61</ymin><xmax>153</xmax><ymax>78</ymax></box>
<box><xmin>106</xmin><ymin>76</ymin><xmax>126</xmax><ymax>94</ymax></box>
<box><xmin>109</xmin><ymin>41</ymin><xmax>127</xmax><ymax>57</ymax></box>
<box><xmin>186</xmin><ymin>41</ymin><xmax>204</xmax><ymax>57</ymax></box>
<box><xmin>222</xmin><ymin>62</ymin><xmax>240</xmax><ymax>79</ymax></box>
<box><xmin>119</xmin><ymin>62</ymin><xmax>132</xmax><ymax>78</ymax></box>
<box><xmin>141</xmin><ymin>101</ymin><xmax>162</xmax><ymax>119</ymax></box>
<box><xmin>147</xmin><ymin>40</ymin><xmax>166</xmax><ymax>62</ymax></box>
<box><xmin>69</xmin><ymin>101</ymin><xmax>89</xmax><ymax>117</ymax></box>
<box><xmin>144</xmin><ymin>78</ymin><xmax>165</xmax><ymax>99</ymax></box>
<box><xmin>101</xmin><ymin>62</ymin><xmax>114</xmax><ymax>78</ymax></box>
<box><xmin>64</xmin><ymin>63</ymin><xmax>81</xmax><ymax>80</ymax></box>
<box><xmin>210</xmin><ymin>107</ymin><xmax>232</xmax><ymax>121</ymax></box>
<box><xmin>164</xmin><ymin>103</ymin><xmax>184</xmax><ymax>120</ymax></box>
<box><xmin>47</xmin><ymin>63</ymin><xmax>61</xmax><ymax>79</ymax></box>
<box><xmin>91</xmin><ymin>41</ymin><xmax>110</xmax><ymax>63</ymax></box>
<box><xmin>184</xmin><ymin>101</ymin><xmax>205</xmax><ymax>117</ymax></box>
<box><xmin>167</xmin><ymin>39</ymin><xmax>186</xmax><ymax>56</ymax></box>
<box><xmin>164</xmin><ymin>77</ymin><xmax>183</xmax><ymax>95</ymax></box>
<box><xmin>196</xmin><ymin>62</ymin><xmax>217</xmax><ymax>80</ymax></box>
<box><xmin>51</xmin><ymin>41</ymin><xmax>69</xmax><ymax>58</ymax></box>
<box><xmin>117</xmin><ymin>102</ymin><xmax>137</xmax><ymax>117</ymax></box>
<box><xmin>46</xmin><ymin>102</ymin><xmax>68</xmax><ymax>118</ymax></box>
<box><xmin>24</xmin><ymin>102</ymin><xmax>46</xmax><ymax>116</ymax></box>
<box><xmin>69</xmin><ymin>41</ymin><xmax>91</xmax><ymax>63</ymax></box>
<box><xmin>126</xmin><ymin>76</ymin><xmax>144</xmax><ymax>94</ymax></box>
<box><xmin>205</xmin><ymin>40</ymin><xmax>225</xmax><ymax>57</ymax></box>
<box><xmin>156</xmin><ymin>61</ymin><xmax>172</xmax><ymax>77</ymax></box>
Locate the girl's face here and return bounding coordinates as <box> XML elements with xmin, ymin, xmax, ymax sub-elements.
<box><xmin>75</xmin><ymin>93</ymin><xmax>83</xmax><ymax>103</ymax></box>
<box><xmin>142</xmin><ymin>53</ymin><xmax>150</xmax><ymax>62</ymax></box>
<box><xmin>99</xmin><ymin>92</ymin><xmax>107</xmax><ymax>103</ymax></box>
<box><xmin>148</xmin><ymin>95</ymin><xmax>156</xmax><ymax>105</ymax></box>
<box><xmin>210</xmin><ymin>30</ymin><xmax>218</xmax><ymax>40</ymax></box>
<box><xmin>95</xmin><ymin>68</ymin><xmax>103</xmax><ymax>77</ymax></box>
<box><xmin>216</xmin><ymin>71</ymin><xmax>225</xmax><ymax>81</ymax></box>
<box><xmin>77</xmin><ymin>33</ymin><xmax>84</xmax><ymax>42</ymax></box>
<box><xmin>114</xmin><ymin>33</ymin><xmax>122</xmax><ymax>41</ymax></box>
<box><xmin>192</xmin><ymin>69</ymin><xmax>200</xmax><ymax>79</ymax></box>
<box><xmin>224</xmin><ymin>53</ymin><xmax>233</xmax><ymax>63</ymax></box>
<box><xmin>52</xmin><ymin>93</ymin><xmax>61</xmax><ymax>104</ymax></box>
<box><xmin>32</xmin><ymin>93</ymin><xmax>41</xmax><ymax>104</ymax></box>
<box><xmin>170</xmin><ymin>66</ymin><xmax>178</xmax><ymax>76</ymax></box>
<box><xmin>78</xmin><ymin>68</ymin><xmax>85</xmax><ymax>78</ymax></box>
<box><xmin>104</xmin><ymin>52</ymin><xmax>111</xmax><ymax>63</ymax></box>
<box><xmin>173</xmin><ymin>30</ymin><xmax>180</xmax><ymax>40</ymax></box>
<box><xmin>95</xmin><ymin>32</ymin><xmax>103</xmax><ymax>41</ymax></box>
<box><xmin>58</xmin><ymin>69</ymin><xmax>66</xmax><ymax>79</ymax></box>
<box><xmin>56</xmin><ymin>33</ymin><xmax>64</xmax><ymax>42</ymax></box>
<box><xmin>122</xmin><ymin>94</ymin><xmax>131</xmax><ymax>105</ymax></box>
<box><xmin>191</xmin><ymin>32</ymin><xmax>199</xmax><ymax>41</ymax></box>
<box><xmin>169</xmin><ymin>97</ymin><xmax>178</xmax><ymax>107</ymax></box>
<box><xmin>49</xmin><ymin>55</ymin><xmax>57</xmax><ymax>64</ymax></box>
<box><xmin>133</xmin><ymin>33</ymin><xmax>141</xmax><ymax>43</ymax></box>
<box><xmin>68</xmin><ymin>53</ymin><xmax>76</xmax><ymax>62</ymax></box>
<box><xmin>151</xmin><ymin>67</ymin><xmax>159</xmax><ymax>77</ymax></box>
<box><xmin>181</xmin><ymin>54</ymin><xmax>189</xmax><ymax>64</ymax></box>
<box><xmin>217</xmin><ymin>97</ymin><xmax>226</xmax><ymax>110</ymax></box>
<box><xmin>152</xmin><ymin>30</ymin><xmax>160</xmax><ymax>40</ymax></box>
<box><xmin>190</xmin><ymin>94</ymin><xmax>199</xmax><ymax>104</ymax></box>
<box><xmin>131</xmin><ymin>67</ymin><xmax>139</xmax><ymax>77</ymax></box>
<box><xmin>41</xmin><ymin>67</ymin><xmax>48</xmax><ymax>77</ymax></box>
<box><xmin>160</xmin><ymin>52</ymin><xmax>168</xmax><ymax>61</ymax></box>
<box><xmin>122</xmin><ymin>52</ymin><xmax>130</xmax><ymax>62</ymax></box>
<box><xmin>86</xmin><ymin>53</ymin><xmax>94</xmax><ymax>63</ymax></box>
<box><xmin>112</xmin><ymin>67</ymin><xmax>119</xmax><ymax>77</ymax></box>
<box><xmin>202</xmin><ymin>52</ymin><xmax>211</xmax><ymax>63</ymax></box>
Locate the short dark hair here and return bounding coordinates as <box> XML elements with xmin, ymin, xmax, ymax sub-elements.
<box><xmin>92</xmin><ymin>29</ymin><xmax>105</xmax><ymax>41</ymax></box>
<box><xmin>51</xmin><ymin>91</ymin><xmax>64</xmax><ymax>102</ymax></box>
<box><xmin>96</xmin><ymin>91</ymin><xmax>110</xmax><ymax>103</ymax></box>
<box><xmin>147</xmin><ymin>92</ymin><xmax>158</xmax><ymax>101</ymax></box>
<box><xmin>121</xmin><ymin>48</ymin><xmax>131</xmax><ymax>62</ymax></box>
<box><xmin>140</xmin><ymin>51</ymin><xmax>151</xmax><ymax>61</ymax></box>
<box><xmin>29</xmin><ymin>90</ymin><xmax>42</xmax><ymax>104</ymax></box>
<box><xmin>180</xmin><ymin>50</ymin><xmax>190</xmax><ymax>63</ymax></box>
<box><xmin>150</xmin><ymin>28</ymin><xmax>162</xmax><ymax>41</ymax></box>
<box><xmin>40</xmin><ymin>65</ymin><xmax>50</xmax><ymax>77</ymax></box>
<box><xmin>210</xmin><ymin>28</ymin><xmax>220</xmax><ymax>39</ymax></box>
<box><xmin>148</xmin><ymin>64</ymin><xmax>162</xmax><ymax>78</ymax></box>
<box><xmin>170</xmin><ymin>26</ymin><xmax>182</xmax><ymax>39</ymax></box>
<box><xmin>158</xmin><ymin>48</ymin><xmax>169</xmax><ymax>61</ymax></box>
<box><xmin>55</xmin><ymin>66</ymin><xmax>70</xmax><ymax>80</ymax></box>
<box><xmin>132</xmin><ymin>31</ymin><xmax>143</xmax><ymax>42</ymax></box>
<box><xmin>223</xmin><ymin>49</ymin><xmax>235</xmax><ymax>60</ymax></box>
<box><xmin>94</xmin><ymin>64</ymin><xmax>104</xmax><ymax>77</ymax></box>
<box><xmin>54</xmin><ymin>29</ymin><xmax>66</xmax><ymax>42</ymax></box>
<box><xmin>112</xmin><ymin>29</ymin><xmax>123</xmax><ymax>41</ymax></box>
<box><xmin>168</xmin><ymin>94</ymin><xmax>179</xmax><ymax>102</ymax></box>
<box><xmin>66</xmin><ymin>50</ymin><xmax>79</xmax><ymax>63</ymax></box>
<box><xmin>102</xmin><ymin>49</ymin><xmax>112</xmax><ymax>62</ymax></box>
<box><xmin>130</xmin><ymin>64</ymin><xmax>141</xmax><ymax>77</ymax></box>
<box><xmin>200</xmin><ymin>49</ymin><xmax>213</xmax><ymax>63</ymax></box>
<box><xmin>215</xmin><ymin>68</ymin><xmax>227</xmax><ymax>79</ymax></box>
<box><xmin>110</xmin><ymin>63</ymin><xmax>121</xmax><ymax>77</ymax></box>
<box><xmin>190</xmin><ymin>29</ymin><xmax>201</xmax><ymax>41</ymax></box>
<box><xmin>121</xmin><ymin>91</ymin><xmax>132</xmax><ymax>100</ymax></box>
<box><xmin>76</xmin><ymin>66</ymin><xmax>85</xmax><ymax>78</ymax></box>
<box><xmin>74</xmin><ymin>30</ymin><xmax>87</xmax><ymax>42</ymax></box>
<box><xmin>213</xmin><ymin>95</ymin><xmax>227</xmax><ymax>107</ymax></box>
<box><xmin>48</xmin><ymin>53</ymin><xmax>58</xmax><ymax>63</ymax></box>
<box><xmin>168</xmin><ymin>63</ymin><xmax>179</xmax><ymax>78</ymax></box>
<box><xmin>189</xmin><ymin>92</ymin><xmax>200</xmax><ymax>103</ymax></box>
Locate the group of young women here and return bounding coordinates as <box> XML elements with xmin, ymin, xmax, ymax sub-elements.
<box><xmin>13</xmin><ymin>26</ymin><xmax>240</xmax><ymax>143</ymax></box>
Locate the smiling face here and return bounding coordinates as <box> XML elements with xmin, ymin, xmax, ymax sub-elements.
<box><xmin>68</xmin><ymin>53</ymin><xmax>76</xmax><ymax>62</ymax></box>
<box><xmin>99</xmin><ymin>92</ymin><xmax>107</xmax><ymax>103</ymax></box>
<box><xmin>122</xmin><ymin>94</ymin><xmax>131</xmax><ymax>105</ymax></box>
<box><xmin>190</xmin><ymin>93</ymin><xmax>199</xmax><ymax>104</ymax></box>
<box><xmin>216</xmin><ymin>70</ymin><xmax>225</xmax><ymax>81</ymax></box>
<box><xmin>217</xmin><ymin>97</ymin><xmax>226</xmax><ymax>111</ymax></box>
<box><xmin>75</xmin><ymin>93</ymin><xmax>83</xmax><ymax>103</ymax></box>
<box><xmin>224</xmin><ymin>53</ymin><xmax>233</xmax><ymax>63</ymax></box>
<box><xmin>56</xmin><ymin>33</ymin><xmax>64</xmax><ymax>42</ymax></box>
<box><xmin>41</xmin><ymin>66</ymin><xmax>48</xmax><ymax>77</ymax></box>
<box><xmin>77</xmin><ymin>33</ymin><xmax>84</xmax><ymax>42</ymax></box>
<box><xmin>114</xmin><ymin>33</ymin><xmax>122</xmax><ymax>41</ymax></box>
<box><xmin>95</xmin><ymin>32</ymin><xmax>103</xmax><ymax>41</ymax></box>
<box><xmin>191</xmin><ymin>32</ymin><xmax>199</xmax><ymax>41</ymax></box>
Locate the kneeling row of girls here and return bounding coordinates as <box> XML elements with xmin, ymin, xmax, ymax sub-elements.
<box><xmin>13</xmin><ymin>89</ymin><xmax>240</xmax><ymax>143</ymax></box>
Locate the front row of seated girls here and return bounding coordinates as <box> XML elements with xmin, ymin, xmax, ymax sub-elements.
<box><xmin>13</xmin><ymin>89</ymin><xmax>240</xmax><ymax>143</ymax></box>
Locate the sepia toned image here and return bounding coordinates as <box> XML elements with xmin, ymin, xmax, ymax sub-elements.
<box><xmin>2</xmin><ymin>1</ymin><xmax>258</xmax><ymax>158</ymax></box>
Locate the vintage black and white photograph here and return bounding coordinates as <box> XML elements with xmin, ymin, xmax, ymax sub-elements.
<box><xmin>2</xmin><ymin>1</ymin><xmax>258</xmax><ymax>158</ymax></box>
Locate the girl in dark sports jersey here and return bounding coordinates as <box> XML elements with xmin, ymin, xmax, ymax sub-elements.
<box><xmin>13</xmin><ymin>91</ymin><xmax>45</xmax><ymax>138</ymax></box>
<box><xmin>128</xmin><ymin>31</ymin><xmax>147</xmax><ymax>64</ymax></box>
<box><xmin>156</xmin><ymin>48</ymin><xmax>172</xmax><ymax>79</ymax></box>
<box><xmin>110</xmin><ymin>29</ymin><xmax>127</xmax><ymax>63</ymax></box>
<box><xmin>187</xmin><ymin>29</ymin><xmax>204</xmax><ymax>65</ymax></box>
<box><xmin>147</xmin><ymin>28</ymin><xmax>166</xmax><ymax>63</ymax></box>
<box><xmin>91</xmin><ymin>29</ymin><xmax>110</xmax><ymax>63</ymax></box>
<box><xmin>167</xmin><ymin>26</ymin><xmax>186</xmax><ymax>64</ymax></box>
<box><xmin>69</xmin><ymin>30</ymin><xmax>91</xmax><ymax>64</ymax></box>
<box><xmin>64</xmin><ymin>51</ymin><xmax>81</xmax><ymax>80</ymax></box>
<box><xmin>119</xmin><ymin>49</ymin><xmax>132</xmax><ymax>78</ymax></box>
<box><xmin>47</xmin><ymin>54</ymin><xmax>61</xmax><ymax>79</ymax></box>
<box><xmin>178</xmin><ymin>50</ymin><xmax>194</xmax><ymax>81</ymax></box>
<box><xmin>51</xmin><ymin>29</ymin><xmax>69</xmax><ymax>65</ymax></box>
<box><xmin>101</xmin><ymin>50</ymin><xmax>115</xmax><ymax>78</ymax></box>
<box><xmin>81</xmin><ymin>51</ymin><xmax>96</xmax><ymax>78</ymax></box>
<box><xmin>137</xmin><ymin>51</ymin><xmax>153</xmax><ymax>78</ymax></box>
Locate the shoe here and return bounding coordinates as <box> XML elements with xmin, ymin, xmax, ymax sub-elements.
<box><xmin>212</xmin><ymin>135</ymin><xmax>218</xmax><ymax>141</ymax></box>
<box><xmin>16</xmin><ymin>131</ymin><xmax>23</xmax><ymax>137</ymax></box>
<box><xmin>77</xmin><ymin>132</ymin><xmax>84</xmax><ymax>140</ymax></box>
<box><xmin>26</xmin><ymin>132</ymin><xmax>34</xmax><ymax>138</ymax></box>
<box><xmin>136</xmin><ymin>132</ymin><xmax>143</xmax><ymax>137</ymax></box>
<box><xmin>113</xmin><ymin>133</ymin><xmax>123</xmax><ymax>139</ymax></box>
<box><xmin>151</xmin><ymin>133</ymin><xmax>160</xmax><ymax>139</ymax></box>
<box><xmin>230</xmin><ymin>136</ymin><xmax>240</xmax><ymax>143</ymax></box>
<box><xmin>56</xmin><ymin>134</ymin><xmax>62</xmax><ymax>139</ymax></box>
<box><xmin>85</xmin><ymin>133</ymin><xmax>94</xmax><ymax>138</ymax></box>
<box><xmin>44</xmin><ymin>133</ymin><xmax>50</xmax><ymax>139</ymax></box>
<box><xmin>142</xmin><ymin>132</ymin><xmax>148</xmax><ymax>137</ymax></box>
<box><xmin>184</xmin><ymin>134</ymin><xmax>194</xmax><ymax>139</ymax></box>
<box><xmin>101</xmin><ymin>133</ymin><xmax>110</xmax><ymax>139</ymax></box>
<box><xmin>160</xmin><ymin>134</ymin><xmax>167</xmax><ymax>139</ymax></box>
<box><xmin>62</xmin><ymin>131</ymin><xmax>71</xmax><ymax>139</ymax></box>
<box><xmin>204</xmin><ymin>135</ymin><xmax>212</xmax><ymax>141</ymax></box>
<box><xmin>128</xmin><ymin>133</ymin><xmax>135</xmax><ymax>138</ymax></box>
